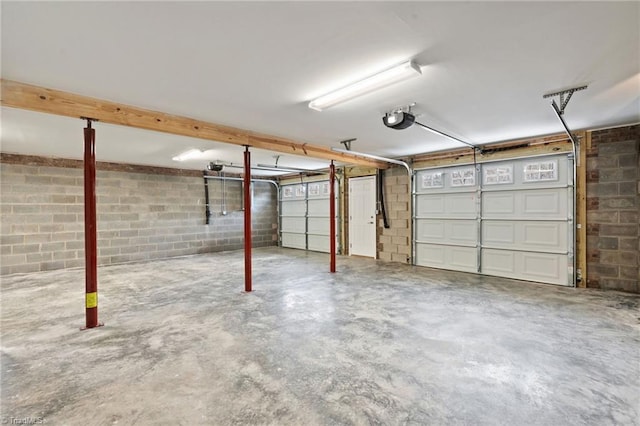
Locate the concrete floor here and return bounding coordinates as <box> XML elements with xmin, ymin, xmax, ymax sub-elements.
<box><xmin>1</xmin><ymin>247</ymin><xmax>639</xmax><ymax>426</ymax></box>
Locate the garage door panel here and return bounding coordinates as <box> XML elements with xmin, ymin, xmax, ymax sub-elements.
<box><xmin>281</xmin><ymin>200</ymin><xmax>306</xmax><ymax>216</ymax></box>
<box><xmin>523</xmin><ymin>191</ymin><xmax>562</xmax><ymax>215</ymax></box>
<box><xmin>415</xmin><ymin>244</ymin><xmax>477</xmax><ymax>273</ymax></box>
<box><xmin>308</xmin><ymin>235</ymin><xmax>337</xmax><ymax>253</ymax></box>
<box><xmin>483</xmin><ymin>221</ymin><xmax>567</xmax><ymax>252</ymax></box>
<box><xmin>482</xmin><ymin>193</ymin><xmax>515</xmax><ymax>215</ymax></box>
<box><xmin>482</xmin><ymin>250</ymin><xmax>515</xmax><ymax>273</ymax></box>
<box><xmin>416</xmin><ymin>219</ymin><xmax>476</xmax><ymax>245</ymax></box>
<box><xmin>308</xmin><ymin>199</ymin><xmax>329</xmax><ymax>216</ymax></box>
<box><xmin>416</xmin><ymin>194</ymin><xmax>445</xmax><ymax>215</ymax></box>
<box><xmin>448</xmin><ymin>194</ymin><xmax>477</xmax><ymax>216</ymax></box>
<box><xmin>415</xmin><ymin>244</ymin><xmax>446</xmax><ymax>266</ymax></box>
<box><xmin>522</xmin><ymin>252</ymin><xmax>563</xmax><ymax>280</ymax></box>
<box><xmin>281</xmin><ymin>232</ymin><xmax>306</xmax><ymax>249</ymax></box>
<box><xmin>483</xmin><ymin>188</ymin><xmax>567</xmax><ymax>219</ymax></box>
<box><xmin>450</xmin><ymin>221</ymin><xmax>477</xmax><ymax>244</ymax></box>
<box><xmin>417</xmin><ymin>220</ymin><xmax>445</xmax><ymax>240</ymax></box>
<box><xmin>416</xmin><ymin>193</ymin><xmax>476</xmax><ymax>218</ymax></box>
<box><xmin>449</xmin><ymin>247</ymin><xmax>477</xmax><ymax>271</ymax></box>
<box><xmin>281</xmin><ymin>217</ymin><xmax>305</xmax><ymax>233</ymax></box>
<box><xmin>308</xmin><ymin>217</ymin><xmax>335</xmax><ymax>235</ymax></box>
<box><xmin>482</xmin><ymin>249</ymin><xmax>568</xmax><ymax>285</ymax></box>
<box><xmin>523</xmin><ymin>222</ymin><xmax>566</xmax><ymax>250</ymax></box>
<box><xmin>483</xmin><ymin>221</ymin><xmax>515</xmax><ymax>244</ymax></box>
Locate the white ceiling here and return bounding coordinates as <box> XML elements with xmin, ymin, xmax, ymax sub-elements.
<box><xmin>1</xmin><ymin>1</ymin><xmax>639</xmax><ymax>175</ymax></box>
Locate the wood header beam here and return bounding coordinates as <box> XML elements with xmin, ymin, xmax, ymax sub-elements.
<box><xmin>0</xmin><ymin>79</ymin><xmax>387</xmax><ymax>169</ymax></box>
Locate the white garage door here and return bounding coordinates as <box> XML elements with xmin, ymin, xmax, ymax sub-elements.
<box><xmin>280</xmin><ymin>181</ymin><xmax>339</xmax><ymax>253</ymax></box>
<box><xmin>414</xmin><ymin>154</ymin><xmax>574</xmax><ymax>286</ymax></box>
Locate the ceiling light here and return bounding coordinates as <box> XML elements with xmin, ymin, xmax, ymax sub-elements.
<box><xmin>383</xmin><ymin>111</ymin><xmax>415</xmax><ymax>129</ymax></box>
<box><xmin>308</xmin><ymin>61</ymin><xmax>422</xmax><ymax>111</ymax></box>
<box><xmin>256</xmin><ymin>163</ymin><xmax>317</xmax><ymax>173</ymax></box>
<box><xmin>172</xmin><ymin>149</ymin><xmax>203</xmax><ymax>162</ymax></box>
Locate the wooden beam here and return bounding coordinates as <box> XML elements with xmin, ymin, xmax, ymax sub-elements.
<box><xmin>0</xmin><ymin>79</ymin><xmax>387</xmax><ymax>169</ymax></box>
<box><xmin>576</xmin><ymin>131</ymin><xmax>589</xmax><ymax>288</ymax></box>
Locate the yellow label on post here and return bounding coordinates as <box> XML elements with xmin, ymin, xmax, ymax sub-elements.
<box><xmin>86</xmin><ymin>292</ymin><xmax>98</xmax><ymax>309</ymax></box>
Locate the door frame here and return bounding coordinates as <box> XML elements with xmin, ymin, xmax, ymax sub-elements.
<box><xmin>348</xmin><ymin>175</ymin><xmax>377</xmax><ymax>258</ymax></box>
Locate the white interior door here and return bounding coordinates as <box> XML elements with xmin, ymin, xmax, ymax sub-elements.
<box><xmin>349</xmin><ymin>176</ymin><xmax>376</xmax><ymax>258</ymax></box>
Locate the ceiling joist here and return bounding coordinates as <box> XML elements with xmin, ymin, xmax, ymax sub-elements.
<box><xmin>0</xmin><ymin>79</ymin><xmax>387</xmax><ymax>169</ymax></box>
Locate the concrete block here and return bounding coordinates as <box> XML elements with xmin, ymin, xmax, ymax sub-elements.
<box><xmin>52</xmin><ymin>232</ymin><xmax>77</xmax><ymax>242</ymax></box>
<box><xmin>618</xmin><ymin>154</ymin><xmax>638</xmax><ymax>168</ymax></box>
<box><xmin>9</xmin><ymin>264</ymin><xmax>40</xmax><ymax>274</ymax></box>
<box><xmin>1</xmin><ymin>254</ymin><xmax>27</xmax><ymax>266</ymax></box>
<box><xmin>382</xmin><ymin>243</ymin><xmax>398</xmax><ymax>254</ymax></box>
<box><xmin>599</xmin><ymin>140</ymin><xmax>639</xmax><ymax>155</ymax></box>
<box><xmin>600</xmin><ymin>224</ymin><xmax>638</xmax><ymax>237</ymax></box>
<box><xmin>12</xmin><ymin>244</ymin><xmax>41</xmax><ymax>255</ymax></box>
<box><xmin>391</xmin><ymin>252</ymin><xmax>407</xmax><ymax>263</ymax></box>
<box><xmin>590</xmin><ymin>263</ymin><xmax>618</xmax><ymax>278</ymax></box>
<box><xmin>392</xmin><ymin>236</ymin><xmax>408</xmax><ymax>246</ymax></box>
<box><xmin>39</xmin><ymin>243</ymin><xmax>67</xmax><ymax>255</ymax></box>
<box><xmin>27</xmin><ymin>253</ymin><xmax>52</xmax><ymax>263</ymax></box>
<box><xmin>11</xmin><ymin>224</ymin><xmax>40</xmax><ymax>234</ymax></box>
<box><xmin>25</xmin><ymin>175</ymin><xmax>52</xmax><ymax>185</ymax></box>
<box><xmin>390</xmin><ymin>220</ymin><xmax>408</xmax><ymax>230</ymax></box>
<box><xmin>64</xmin><ymin>259</ymin><xmax>84</xmax><ymax>269</ymax></box>
<box><xmin>396</xmin><ymin>228</ymin><xmax>411</xmax><ymax>237</ymax></box>
<box><xmin>397</xmin><ymin>245</ymin><xmax>410</xmax><ymax>255</ymax></box>
<box><xmin>622</xmin><ymin>168</ymin><xmax>638</xmax><ymax>180</ymax></box>
<box><xmin>620</xmin><ymin>266</ymin><xmax>639</xmax><ymax>280</ymax></box>
<box><xmin>53</xmin><ymin>251</ymin><xmax>78</xmax><ymax>261</ymax></box>
<box><xmin>587</xmin><ymin>211</ymin><xmax>618</xmax><ymax>223</ymax></box>
<box><xmin>392</xmin><ymin>185</ymin><xmax>408</xmax><ymax>194</ymax></box>
<box><xmin>41</xmin><ymin>261</ymin><xmax>65</xmax><ymax>271</ymax></box>
<box><xmin>1</xmin><ymin>235</ymin><xmax>25</xmax><ymax>245</ymax></box>
<box><xmin>391</xmin><ymin>202</ymin><xmax>408</xmax><ymax>211</ymax></box>
<box><xmin>65</xmin><ymin>241</ymin><xmax>84</xmax><ymax>250</ymax></box>
<box><xmin>53</xmin><ymin>214</ymin><xmax>77</xmax><ymax>223</ymax></box>
<box><xmin>25</xmin><ymin>234</ymin><xmax>51</xmax><ymax>244</ymax></box>
<box><xmin>599</xmin><ymin>278</ymin><xmax>638</xmax><ymax>293</ymax></box>
<box><xmin>619</xmin><ymin>251</ymin><xmax>638</xmax><ymax>266</ymax></box>
<box><xmin>597</xmin><ymin>237</ymin><xmax>619</xmax><ymax>250</ymax></box>
<box><xmin>13</xmin><ymin>205</ymin><xmax>41</xmax><ymax>214</ymax></box>
<box><xmin>619</xmin><ymin>211</ymin><xmax>639</xmax><ymax>224</ymax></box>
<box><xmin>619</xmin><ymin>237</ymin><xmax>639</xmax><ymax>251</ymax></box>
<box><xmin>381</xmin><ymin>227</ymin><xmax>397</xmax><ymax>237</ymax></box>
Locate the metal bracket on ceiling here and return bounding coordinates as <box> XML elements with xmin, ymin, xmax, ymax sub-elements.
<box><xmin>340</xmin><ymin>138</ymin><xmax>357</xmax><ymax>151</ymax></box>
<box><xmin>543</xmin><ymin>85</ymin><xmax>587</xmax><ymax>168</ymax></box>
<box><xmin>80</xmin><ymin>116</ymin><xmax>98</xmax><ymax>128</ymax></box>
<box><xmin>542</xmin><ymin>85</ymin><xmax>588</xmax><ymax>115</ymax></box>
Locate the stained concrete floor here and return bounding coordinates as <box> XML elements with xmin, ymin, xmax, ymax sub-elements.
<box><xmin>1</xmin><ymin>247</ymin><xmax>639</xmax><ymax>425</ymax></box>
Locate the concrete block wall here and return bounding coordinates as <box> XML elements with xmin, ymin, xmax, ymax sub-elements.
<box><xmin>586</xmin><ymin>125</ymin><xmax>640</xmax><ymax>292</ymax></box>
<box><xmin>0</xmin><ymin>155</ymin><xmax>277</xmax><ymax>275</ymax></box>
<box><xmin>377</xmin><ymin>166</ymin><xmax>411</xmax><ymax>263</ymax></box>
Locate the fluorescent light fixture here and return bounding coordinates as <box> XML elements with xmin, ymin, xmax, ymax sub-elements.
<box><xmin>172</xmin><ymin>149</ymin><xmax>203</xmax><ymax>162</ymax></box>
<box><xmin>256</xmin><ymin>163</ymin><xmax>317</xmax><ymax>173</ymax></box>
<box><xmin>308</xmin><ymin>61</ymin><xmax>422</xmax><ymax>111</ymax></box>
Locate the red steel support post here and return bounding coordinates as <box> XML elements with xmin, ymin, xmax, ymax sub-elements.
<box><xmin>243</xmin><ymin>146</ymin><xmax>253</xmax><ymax>292</ymax></box>
<box><xmin>83</xmin><ymin>120</ymin><xmax>100</xmax><ymax>328</ymax></box>
<box><xmin>329</xmin><ymin>161</ymin><xmax>336</xmax><ymax>273</ymax></box>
